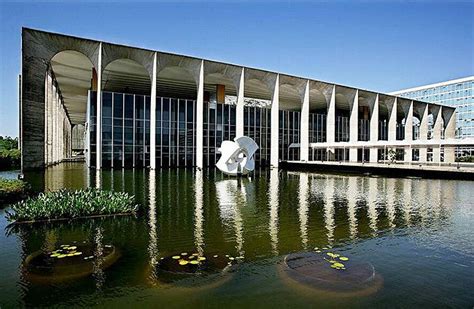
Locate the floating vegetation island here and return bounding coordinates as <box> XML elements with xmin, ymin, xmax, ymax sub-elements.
<box><xmin>149</xmin><ymin>252</ymin><xmax>242</xmax><ymax>288</ymax></box>
<box><xmin>24</xmin><ymin>241</ymin><xmax>120</xmax><ymax>282</ymax></box>
<box><xmin>0</xmin><ymin>178</ymin><xmax>29</xmax><ymax>206</ymax></box>
<box><xmin>280</xmin><ymin>247</ymin><xmax>383</xmax><ymax>297</ymax></box>
<box><xmin>6</xmin><ymin>188</ymin><xmax>138</xmax><ymax>223</ymax></box>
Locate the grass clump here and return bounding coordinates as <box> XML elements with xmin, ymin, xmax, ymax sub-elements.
<box><xmin>6</xmin><ymin>188</ymin><xmax>138</xmax><ymax>223</ymax></box>
<box><xmin>0</xmin><ymin>178</ymin><xmax>29</xmax><ymax>206</ymax></box>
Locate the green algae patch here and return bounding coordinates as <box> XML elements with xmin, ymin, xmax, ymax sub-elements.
<box><xmin>6</xmin><ymin>188</ymin><xmax>138</xmax><ymax>223</ymax></box>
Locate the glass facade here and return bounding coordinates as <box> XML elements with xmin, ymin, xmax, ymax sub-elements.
<box><xmin>204</xmin><ymin>102</ymin><xmax>236</xmax><ymax>167</ymax></box>
<box><xmin>395</xmin><ymin>77</ymin><xmax>474</xmax><ymax>138</ymax></box>
<box><xmin>244</xmin><ymin>106</ymin><xmax>271</xmax><ymax>166</ymax></box>
<box><xmin>279</xmin><ymin>110</ymin><xmax>301</xmax><ymax>161</ymax></box>
<box><xmin>89</xmin><ymin>91</ymin><xmax>195</xmax><ymax>168</ymax></box>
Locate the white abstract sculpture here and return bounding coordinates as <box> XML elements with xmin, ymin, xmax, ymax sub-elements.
<box><xmin>216</xmin><ymin>136</ymin><xmax>259</xmax><ymax>176</ymax></box>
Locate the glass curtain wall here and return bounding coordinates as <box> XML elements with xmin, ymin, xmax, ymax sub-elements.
<box><xmin>244</xmin><ymin>106</ymin><xmax>271</xmax><ymax>166</ymax></box>
<box><xmin>358</xmin><ymin>119</ymin><xmax>370</xmax><ymax>141</ymax></box>
<box><xmin>308</xmin><ymin>113</ymin><xmax>327</xmax><ymax>161</ymax></box>
<box><xmin>89</xmin><ymin>91</ymin><xmax>195</xmax><ymax>168</ymax></box>
<box><xmin>379</xmin><ymin>120</ymin><xmax>388</xmax><ymax>140</ymax></box>
<box><xmin>279</xmin><ymin>110</ymin><xmax>300</xmax><ymax>161</ymax></box>
<box><xmin>156</xmin><ymin>97</ymin><xmax>196</xmax><ymax>167</ymax></box>
<box><xmin>335</xmin><ymin>114</ymin><xmax>349</xmax><ymax>142</ymax></box>
<box><xmin>203</xmin><ymin>102</ymin><xmax>236</xmax><ymax>167</ymax></box>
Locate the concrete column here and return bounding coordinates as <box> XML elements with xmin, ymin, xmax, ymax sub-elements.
<box><xmin>419</xmin><ymin>103</ymin><xmax>429</xmax><ymax>163</ymax></box>
<box><xmin>53</xmin><ymin>84</ymin><xmax>58</xmax><ymax>164</ymax></box>
<box><xmin>270</xmin><ymin>74</ymin><xmax>280</xmax><ymax>168</ymax></box>
<box><xmin>44</xmin><ymin>73</ymin><xmax>48</xmax><ymax>165</ymax></box>
<box><xmin>96</xmin><ymin>43</ymin><xmax>103</xmax><ymax>169</ymax></box>
<box><xmin>150</xmin><ymin>53</ymin><xmax>157</xmax><ymax>169</ymax></box>
<box><xmin>404</xmin><ymin>100</ymin><xmax>414</xmax><ymax>163</ymax></box>
<box><xmin>300</xmin><ymin>80</ymin><xmax>310</xmax><ymax>161</ymax></box>
<box><xmin>369</xmin><ymin>94</ymin><xmax>379</xmax><ymax>163</ymax></box>
<box><xmin>46</xmin><ymin>72</ymin><xmax>51</xmax><ymax>165</ymax></box>
<box><xmin>388</xmin><ymin>98</ymin><xmax>397</xmax><ymax>141</ymax></box>
<box><xmin>236</xmin><ymin>68</ymin><xmax>245</xmax><ymax>138</ymax></box>
<box><xmin>326</xmin><ymin>85</ymin><xmax>336</xmax><ymax>160</ymax></box>
<box><xmin>444</xmin><ymin>108</ymin><xmax>456</xmax><ymax>163</ymax></box>
<box><xmin>349</xmin><ymin>90</ymin><xmax>358</xmax><ymax>162</ymax></box>
<box><xmin>432</xmin><ymin>106</ymin><xmax>443</xmax><ymax>163</ymax></box>
<box><xmin>196</xmin><ymin>60</ymin><xmax>204</xmax><ymax>169</ymax></box>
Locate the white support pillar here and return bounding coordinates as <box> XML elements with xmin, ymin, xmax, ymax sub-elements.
<box><xmin>419</xmin><ymin>103</ymin><xmax>429</xmax><ymax>163</ymax></box>
<box><xmin>196</xmin><ymin>60</ymin><xmax>204</xmax><ymax>169</ymax></box>
<box><xmin>432</xmin><ymin>106</ymin><xmax>443</xmax><ymax>163</ymax></box>
<box><xmin>444</xmin><ymin>108</ymin><xmax>456</xmax><ymax>163</ymax></box>
<box><xmin>404</xmin><ymin>100</ymin><xmax>414</xmax><ymax>163</ymax></box>
<box><xmin>326</xmin><ymin>85</ymin><xmax>336</xmax><ymax>160</ymax></box>
<box><xmin>53</xmin><ymin>84</ymin><xmax>58</xmax><ymax>164</ymax></box>
<box><xmin>300</xmin><ymin>80</ymin><xmax>310</xmax><ymax>161</ymax></box>
<box><xmin>236</xmin><ymin>68</ymin><xmax>245</xmax><ymax>138</ymax></box>
<box><xmin>349</xmin><ymin>90</ymin><xmax>358</xmax><ymax>162</ymax></box>
<box><xmin>270</xmin><ymin>74</ymin><xmax>280</xmax><ymax>168</ymax></box>
<box><xmin>369</xmin><ymin>94</ymin><xmax>379</xmax><ymax>163</ymax></box>
<box><xmin>150</xmin><ymin>53</ymin><xmax>157</xmax><ymax>169</ymax></box>
<box><xmin>388</xmin><ymin>97</ymin><xmax>397</xmax><ymax>142</ymax></box>
<box><xmin>96</xmin><ymin>43</ymin><xmax>103</xmax><ymax>169</ymax></box>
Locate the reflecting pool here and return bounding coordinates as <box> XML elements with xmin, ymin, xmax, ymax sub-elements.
<box><xmin>1</xmin><ymin>163</ymin><xmax>473</xmax><ymax>307</ymax></box>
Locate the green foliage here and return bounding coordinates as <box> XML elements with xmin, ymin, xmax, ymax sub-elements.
<box><xmin>0</xmin><ymin>178</ymin><xmax>28</xmax><ymax>205</ymax></box>
<box><xmin>0</xmin><ymin>136</ymin><xmax>20</xmax><ymax>170</ymax></box>
<box><xmin>456</xmin><ymin>156</ymin><xmax>474</xmax><ymax>163</ymax></box>
<box><xmin>6</xmin><ymin>188</ymin><xmax>138</xmax><ymax>223</ymax></box>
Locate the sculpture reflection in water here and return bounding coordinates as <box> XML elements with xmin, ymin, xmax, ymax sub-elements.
<box><xmin>216</xmin><ymin>136</ymin><xmax>259</xmax><ymax>176</ymax></box>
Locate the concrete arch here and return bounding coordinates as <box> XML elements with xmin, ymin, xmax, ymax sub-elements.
<box><xmin>279</xmin><ymin>75</ymin><xmax>306</xmax><ymax>110</ymax></box>
<box><xmin>102</xmin><ymin>58</ymin><xmax>151</xmax><ymax>95</ymax></box>
<box><xmin>49</xmin><ymin>50</ymin><xmax>95</xmax><ymax>124</ymax></box>
<box><xmin>308</xmin><ymin>81</ymin><xmax>332</xmax><ymax>112</ymax></box>
<box><xmin>21</xmin><ymin>28</ymin><xmax>101</xmax><ymax>169</ymax></box>
<box><xmin>101</xmin><ymin>43</ymin><xmax>154</xmax><ymax>80</ymax></box>
<box><xmin>244</xmin><ymin>68</ymin><xmax>277</xmax><ymax>101</ymax></box>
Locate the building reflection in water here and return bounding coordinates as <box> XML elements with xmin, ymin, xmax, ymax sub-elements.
<box><xmin>323</xmin><ymin>176</ymin><xmax>335</xmax><ymax>246</ymax></box>
<box><xmin>194</xmin><ymin>170</ymin><xmax>205</xmax><ymax>256</ymax></box>
<box><xmin>92</xmin><ymin>227</ymin><xmax>105</xmax><ymax>290</ymax></box>
<box><xmin>215</xmin><ymin>178</ymin><xmax>245</xmax><ymax>257</ymax></box>
<box><xmin>385</xmin><ymin>178</ymin><xmax>396</xmax><ymax>229</ymax></box>
<box><xmin>298</xmin><ymin>173</ymin><xmax>309</xmax><ymax>250</ymax></box>
<box><xmin>268</xmin><ymin>169</ymin><xmax>279</xmax><ymax>255</ymax></box>
<box><xmin>367</xmin><ymin>177</ymin><xmax>379</xmax><ymax>237</ymax></box>
<box><xmin>347</xmin><ymin>176</ymin><xmax>358</xmax><ymax>239</ymax></box>
<box><xmin>148</xmin><ymin>169</ymin><xmax>158</xmax><ymax>268</ymax></box>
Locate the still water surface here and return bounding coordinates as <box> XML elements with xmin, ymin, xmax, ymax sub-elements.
<box><xmin>0</xmin><ymin>163</ymin><xmax>473</xmax><ymax>308</ymax></box>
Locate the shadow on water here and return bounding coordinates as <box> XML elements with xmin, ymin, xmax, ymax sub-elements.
<box><xmin>0</xmin><ymin>162</ymin><xmax>472</xmax><ymax>307</ymax></box>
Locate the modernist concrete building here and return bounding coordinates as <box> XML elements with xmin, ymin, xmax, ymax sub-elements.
<box><xmin>20</xmin><ymin>28</ymin><xmax>459</xmax><ymax>171</ymax></box>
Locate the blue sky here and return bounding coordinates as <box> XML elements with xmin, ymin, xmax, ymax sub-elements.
<box><xmin>0</xmin><ymin>1</ymin><xmax>473</xmax><ymax>137</ymax></box>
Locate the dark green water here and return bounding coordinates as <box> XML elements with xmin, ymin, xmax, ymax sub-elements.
<box><xmin>1</xmin><ymin>163</ymin><xmax>473</xmax><ymax>308</ymax></box>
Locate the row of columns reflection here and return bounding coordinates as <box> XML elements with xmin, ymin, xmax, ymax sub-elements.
<box><xmin>82</xmin><ymin>170</ymin><xmax>455</xmax><ymax>262</ymax></box>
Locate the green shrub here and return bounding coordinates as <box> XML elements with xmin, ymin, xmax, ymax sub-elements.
<box><xmin>6</xmin><ymin>188</ymin><xmax>138</xmax><ymax>223</ymax></box>
<box><xmin>0</xmin><ymin>178</ymin><xmax>28</xmax><ymax>206</ymax></box>
<box><xmin>0</xmin><ymin>136</ymin><xmax>20</xmax><ymax>170</ymax></box>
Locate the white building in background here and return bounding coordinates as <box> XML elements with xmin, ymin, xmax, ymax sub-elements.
<box><xmin>391</xmin><ymin>77</ymin><xmax>474</xmax><ymax>138</ymax></box>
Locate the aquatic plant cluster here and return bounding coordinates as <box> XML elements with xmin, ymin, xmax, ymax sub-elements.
<box><xmin>0</xmin><ymin>178</ymin><xmax>29</xmax><ymax>205</ymax></box>
<box><xmin>6</xmin><ymin>189</ymin><xmax>138</xmax><ymax>223</ymax></box>
<box><xmin>314</xmin><ymin>246</ymin><xmax>350</xmax><ymax>270</ymax></box>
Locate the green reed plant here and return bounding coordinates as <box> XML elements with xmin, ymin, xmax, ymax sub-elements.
<box><xmin>6</xmin><ymin>188</ymin><xmax>138</xmax><ymax>223</ymax></box>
